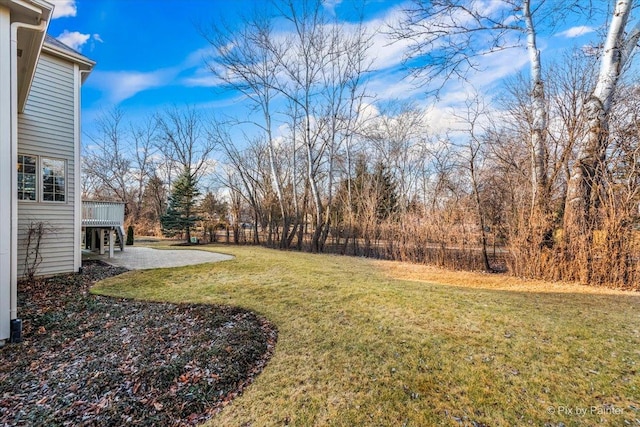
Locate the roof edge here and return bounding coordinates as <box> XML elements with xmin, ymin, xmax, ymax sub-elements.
<box><xmin>42</xmin><ymin>35</ymin><xmax>95</xmax><ymax>71</ymax></box>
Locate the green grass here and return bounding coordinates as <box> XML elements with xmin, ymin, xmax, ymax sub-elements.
<box><xmin>92</xmin><ymin>245</ymin><xmax>640</xmax><ymax>426</ymax></box>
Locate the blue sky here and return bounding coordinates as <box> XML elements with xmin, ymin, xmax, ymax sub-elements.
<box><xmin>45</xmin><ymin>0</ymin><xmax>605</xmax><ymax>138</ymax></box>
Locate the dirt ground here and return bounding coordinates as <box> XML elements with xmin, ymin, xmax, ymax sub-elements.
<box><xmin>0</xmin><ymin>261</ymin><xmax>277</xmax><ymax>426</ymax></box>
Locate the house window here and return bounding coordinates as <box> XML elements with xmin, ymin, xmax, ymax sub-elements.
<box><xmin>42</xmin><ymin>158</ymin><xmax>66</xmax><ymax>202</ymax></box>
<box><xmin>17</xmin><ymin>155</ymin><xmax>37</xmax><ymax>201</ymax></box>
<box><xmin>17</xmin><ymin>155</ymin><xmax>67</xmax><ymax>203</ymax></box>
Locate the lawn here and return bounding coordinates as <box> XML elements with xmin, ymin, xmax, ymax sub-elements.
<box><xmin>93</xmin><ymin>244</ymin><xmax>640</xmax><ymax>426</ymax></box>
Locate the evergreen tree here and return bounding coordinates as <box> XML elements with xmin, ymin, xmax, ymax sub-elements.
<box><xmin>126</xmin><ymin>225</ymin><xmax>134</xmax><ymax>245</ymax></box>
<box><xmin>373</xmin><ymin>162</ymin><xmax>399</xmax><ymax>221</ymax></box>
<box><xmin>334</xmin><ymin>158</ymin><xmax>400</xmax><ymax>226</ymax></box>
<box><xmin>161</xmin><ymin>170</ymin><xmax>201</xmax><ymax>242</ymax></box>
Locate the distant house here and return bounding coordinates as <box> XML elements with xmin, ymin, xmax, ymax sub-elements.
<box><xmin>0</xmin><ymin>0</ymin><xmax>94</xmax><ymax>345</ymax></box>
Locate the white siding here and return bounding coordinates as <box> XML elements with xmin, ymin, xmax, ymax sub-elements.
<box><xmin>17</xmin><ymin>53</ymin><xmax>77</xmax><ymax>277</ymax></box>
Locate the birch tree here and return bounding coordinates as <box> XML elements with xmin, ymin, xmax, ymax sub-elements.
<box><xmin>563</xmin><ymin>0</ymin><xmax>640</xmax><ymax>280</ymax></box>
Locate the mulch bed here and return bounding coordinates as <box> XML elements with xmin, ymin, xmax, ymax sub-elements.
<box><xmin>0</xmin><ymin>261</ymin><xmax>277</xmax><ymax>426</ymax></box>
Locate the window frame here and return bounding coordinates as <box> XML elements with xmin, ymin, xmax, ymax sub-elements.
<box><xmin>17</xmin><ymin>153</ymin><xmax>68</xmax><ymax>204</ymax></box>
<box><xmin>17</xmin><ymin>154</ymin><xmax>38</xmax><ymax>202</ymax></box>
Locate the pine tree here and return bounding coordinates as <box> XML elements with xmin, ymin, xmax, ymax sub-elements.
<box><xmin>126</xmin><ymin>225</ymin><xmax>134</xmax><ymax>245</ymax></box>
<box><xmin>373</xmin><ymin>162</ymin><xmax>399</xmax><ymax>221</ymax></box>
<box><xmin>161</xmin><ymin>170</ymin><xmax>201</xmax><ymax>243</ymax></box>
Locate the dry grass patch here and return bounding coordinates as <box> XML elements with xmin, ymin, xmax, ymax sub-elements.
<box><xmin>93</xmin><ymin>244</ymin><xmax>640</xmax><ymax>426</ymax></box>
<box><xmin>377</xmin><ymin>259</ymin><xmax>638</xmax><ymax>295</ymax></box>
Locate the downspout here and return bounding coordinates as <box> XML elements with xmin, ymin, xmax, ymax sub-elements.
<box><xmin>74</xmin><ymin>69</ymin><xmax>91</xmax><ymax>272</ymax></box>
<box><xmin>9</xmin><ymin>18</ymin><xmax>47</xmax><ymax>322</ymax></box>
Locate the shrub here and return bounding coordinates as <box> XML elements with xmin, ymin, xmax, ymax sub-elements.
<box><xmin>126</xmin><ymin>225</ymin><xmax>134</xmax><ymax>246</ymax></box>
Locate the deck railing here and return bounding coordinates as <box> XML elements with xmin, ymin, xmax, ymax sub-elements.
<box><xmin>82</xmin><ymin>200</ymin><xmax>125</xmax><ymax>227</ymax></box>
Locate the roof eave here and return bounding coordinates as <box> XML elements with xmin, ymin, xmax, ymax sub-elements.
<box><xmin>41</xmin><ymin>41</ymin><xmax>96</xmax><ymax>73</ymax></box>
<box><xmin>2</xmin><ymin>0</ymin><xmax>54</xmax><ymax>111</ymax></box>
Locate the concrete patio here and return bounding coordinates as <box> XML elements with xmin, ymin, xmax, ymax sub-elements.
<box><xmin>83</xmin><ymin>246</ymin><xmax>234</xmax><ymax>270</ymax></box>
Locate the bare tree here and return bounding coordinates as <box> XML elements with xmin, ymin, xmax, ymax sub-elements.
<box><xmin>209</xmin><ymin>120</ymin><xmax>268</xmax><ymax>244</ymax></box>
<box><xmin>203</xmin><ymin>0</ymin><xmax>371</xmax><ymax>252</ymax></box>
<box><xmin>390</xmin><ymin>0</ymin><xmax>589</xmax><ymax>241</ymax></box>
<box><xmin>128</xmin><ymin>118</ymin><xmax>158</xmax><ymax>223</ymax></box>
<box><xmin>453</xmin><ymin>95</ymin><xmax>492</xmax><ymax>271</ymax></box>
<box><xmin>156</xmin><ymin>106</ymin><xmax>215</xmax><ymax>181</ymax></box>
<box><xmin>202</xmin><ymin>7</ymin><xmax>292</xmax><ymax>248</ymax></box>
<box><xmin>364</xmin><ymin>101</ymin><xmax>427</xmax><ymax>214</ymax></box>
<box><xmin>544</xmin><ymin>50</ymin><xmax>597</xmax><ymax>221</ymax></box>
<box><xmin>273</xmin><ymin>0</ymin><xmax>372</xmax><ymax>252</ymax></box>
<box><xmin>83</xmin><ymin>107</ymin><xmax>131</xmax><ymax>204</ymax></box>
<box><xmin>141</xmin><ymin>173</ymin><xmax>168</xmax><ymax>232</ymax></box>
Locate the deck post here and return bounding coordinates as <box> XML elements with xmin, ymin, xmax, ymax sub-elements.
<box><xmin>99</xmin><ymin>229</ymin><xmax>105</xmax><ymax>255</ymax></box>
<box><xmin>90</xmin><ymin>228</ymin><xmax>96</xmax><ymax>250</ymax></box>
<box><xmin>108</xmin><ymin>229</ymin><xmax>114</xmax><ymax>258</ymax></box>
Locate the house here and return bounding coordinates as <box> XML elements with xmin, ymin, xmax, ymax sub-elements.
<box><xmin>0</xmin><ymin>0</ymin><xmax>94</xmax><ymax>345</ymax></box>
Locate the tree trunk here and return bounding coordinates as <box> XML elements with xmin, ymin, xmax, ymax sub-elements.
<box><xmin>524</xmin><ymin>0</ymin><xmax>551</xmax><ymax>244</ymax></box>
<box><xmin>470</xmin><ymin>159</ymin><xmax>491</xmax><ymax>272</ymax></box>
<box><xmin>307</xmin><ymin>140</ymin><xmax>324</xmax><ymax>253</ymax></box>
<box><xmin>563</xmin><ymin>0</ymin><xmax>639</xmax><ymax>281</ymax></box>
<box><xmin>266</xmin><ymin>120</ymin><xmax>289</xmax><ymax>249</ymax></box>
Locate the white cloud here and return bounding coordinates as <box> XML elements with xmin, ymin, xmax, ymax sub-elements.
<box><xmin>556</xmin><ymin>26</ymin><xmax>595</xmax><ymax>38</ymax></box>
<box><xmin>56</xmin><ymin>31</ymin><xmax>103</xmax><ymax>52</ymax></box>
<box><xmin>178</xmin><ymin>5</ymin><xmax>410</xmax><ymax>92</ymax></box>
<box><xmin>56</xmin><ymin>30</ymin><xmax>90</xmax><ymax>51</ymax></box>
<box><xmin>367</xmin><ymin>71</ymin><xmax>423</xmax><ymax>101</ymax></box>
<box><xmin>182</xmin><ymin>74</ymin><xmax>223</xmax><ymax>88</ymax></box>
<box><xmin>424</xmin><ymin>105</ymin><xmax>459</xmax><ymax>135</ymax></box>
<box><xmin>89</xmin><ymin>70</ymin><xmax>176</xmax><ymax>104</ymax></box>
<box><xmin>367</xmin><ymin>22</ymin><xmax>413</xmax><ymax>71</ymax></box>
<box><xmin>323</xmin><ymin>0</ymin><xmax>342</xmax><ymax>16</ymax></box>
<box><xmin>358</xmin><ymin>102</ymin><xmax>380</xmax><ymax>124</ymax></box>
<box><xmin>50</xmin><ymin>0</ymin><xmax>77</xmax><ymax>19</ymax></box>
<box><xmin>468</xmin><ymin>44</ymin><xmax>530</xmax><ymax>88</ymax></box>
<box><xmin>184</xmin><ymin>46</ymin><xmax>216</xmax><ymax>68</ymax></box>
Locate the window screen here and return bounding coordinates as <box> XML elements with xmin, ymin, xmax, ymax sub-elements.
<box><xmin>17</xmin><ymin>155</ymin><xmax>37</xmax><ymax>201</ymax></box>
<box><xmin>42</xmin><ymin>158</ymin><xmax>66</xmax><ymax>202</ymax></box>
